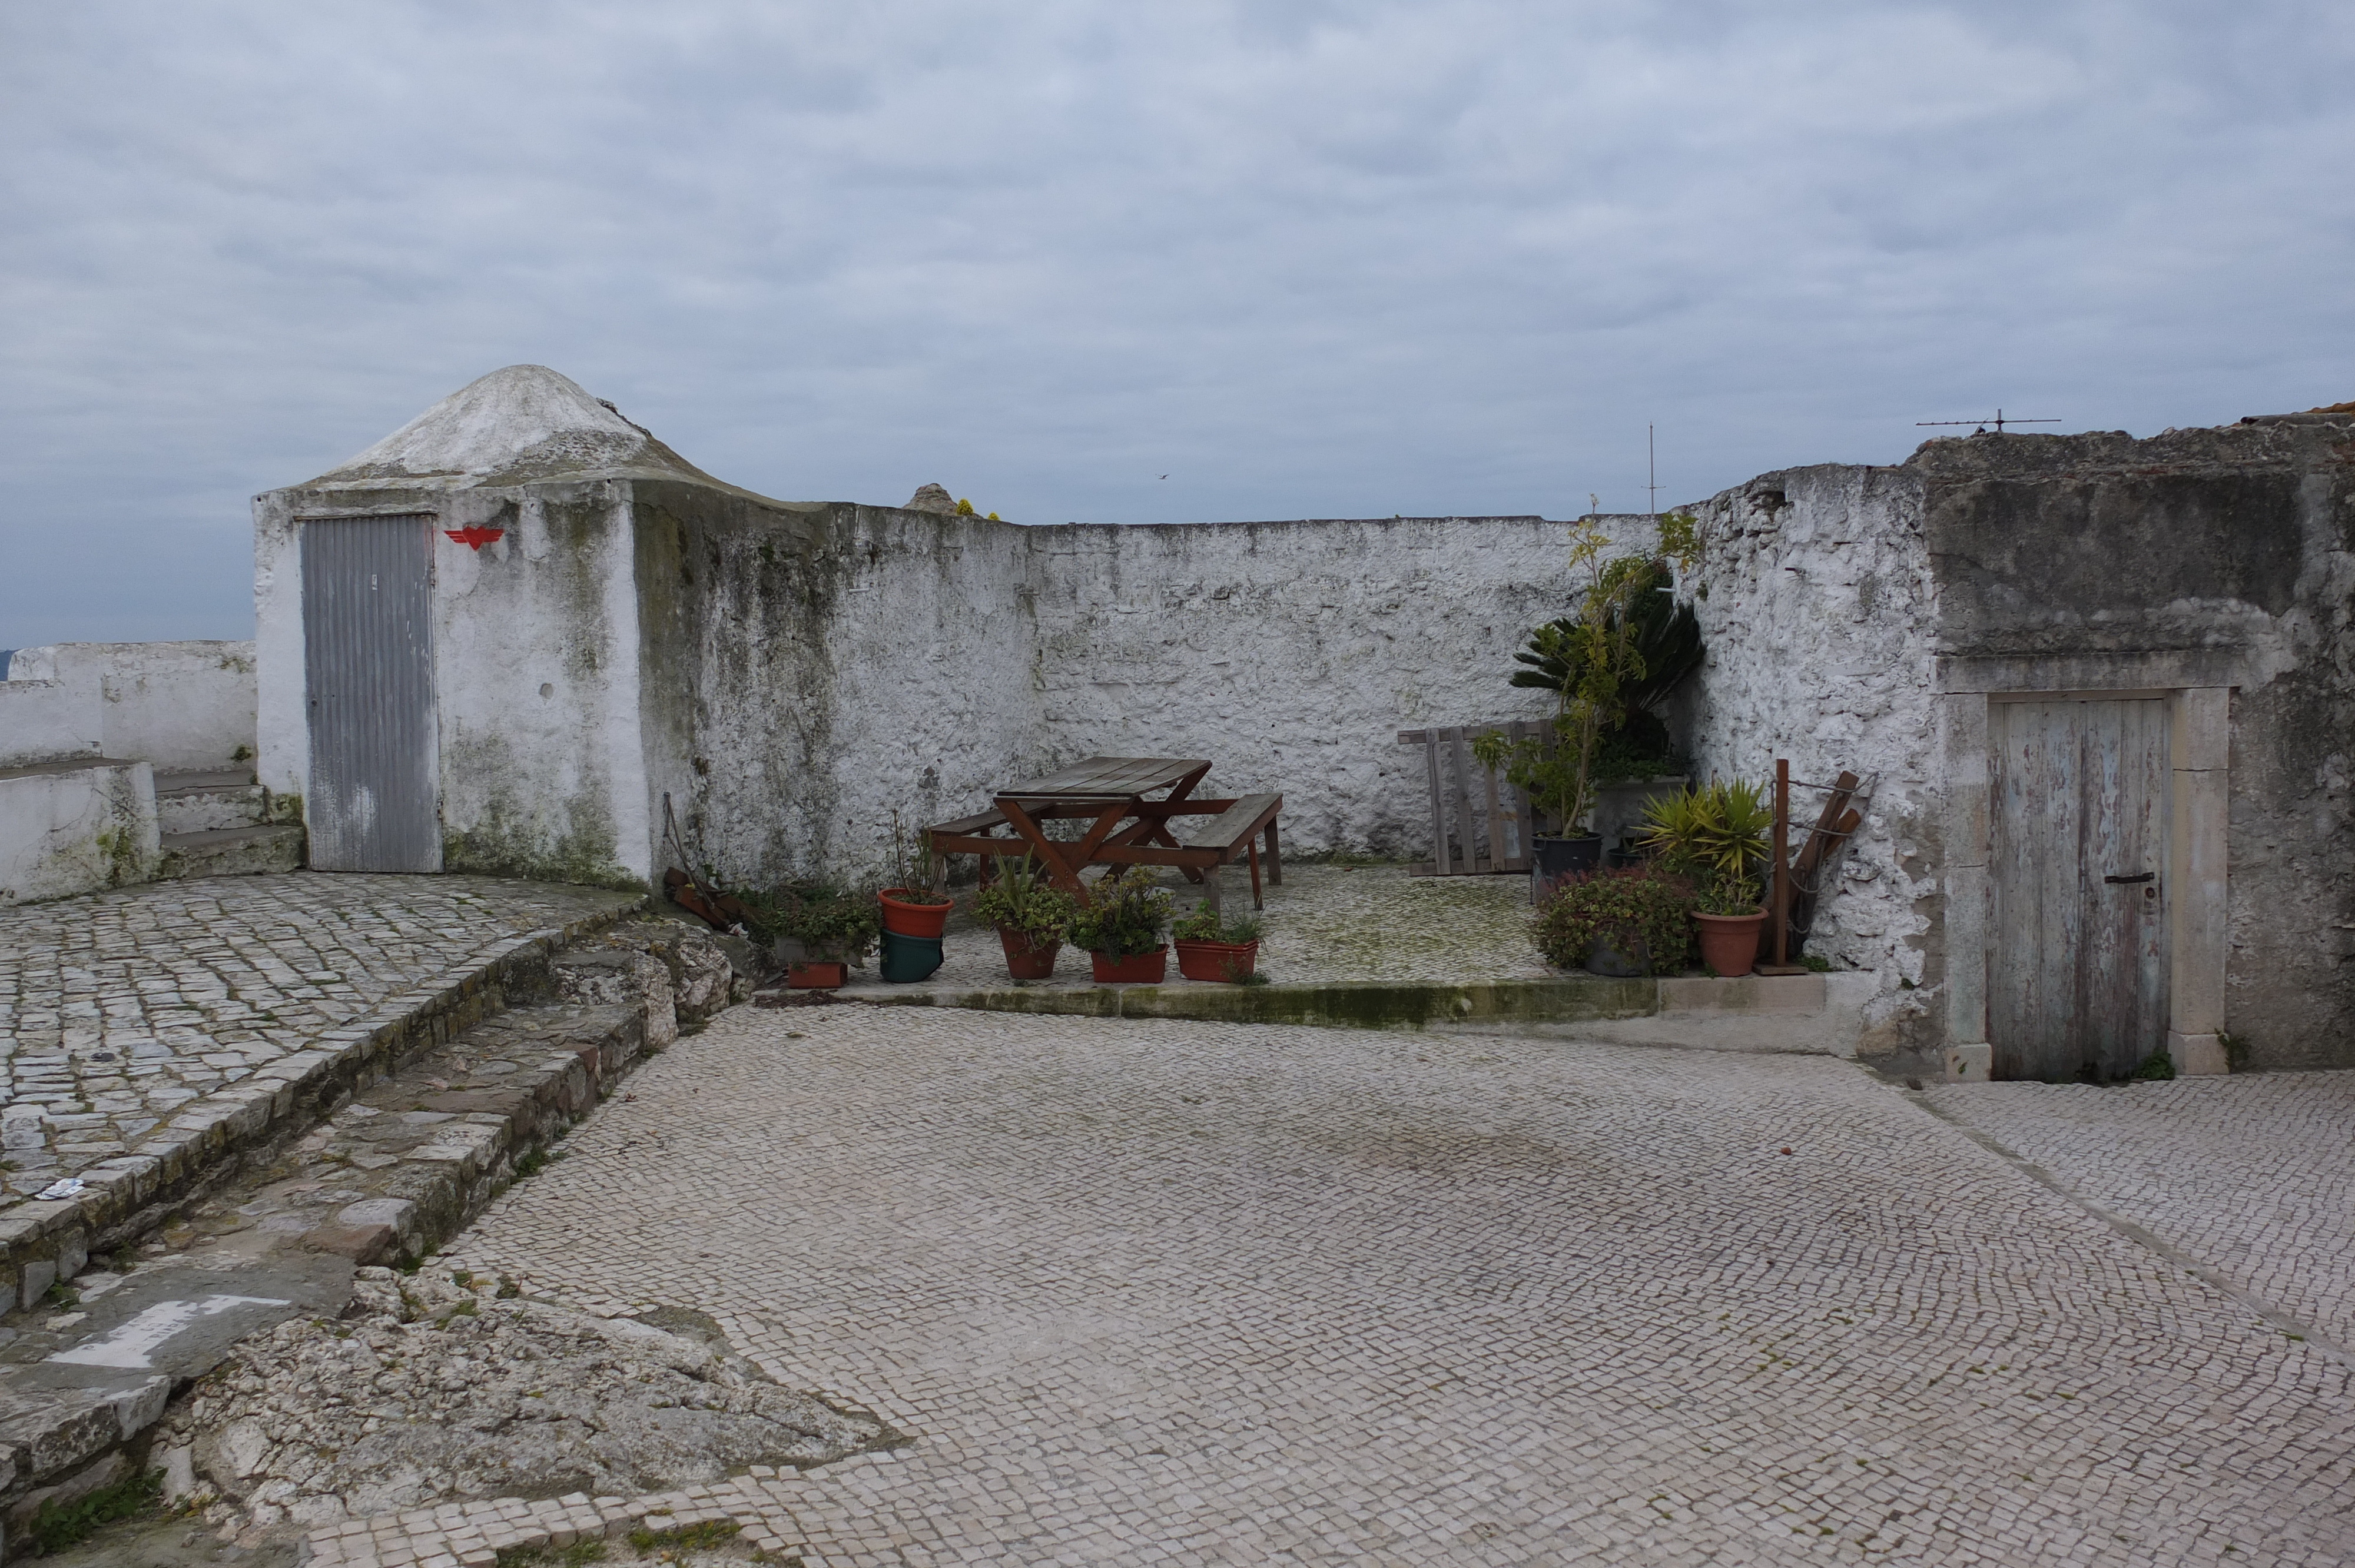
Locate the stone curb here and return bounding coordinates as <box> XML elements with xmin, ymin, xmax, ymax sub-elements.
<box><xmin>0</xmin><ymin>896</ymin><xmax>649</xmax><ymax>1316</ymax></box>
<box><xmin>854</xmin><ymin>974</ymin><xmax>1667</xmax><ymax>1030</ymax></box>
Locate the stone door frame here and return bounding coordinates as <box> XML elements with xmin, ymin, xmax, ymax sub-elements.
<box><xmin>1939</xmin><ymin>654</ymin><xmax>2231</xmax><ymax>1082</ymax></box>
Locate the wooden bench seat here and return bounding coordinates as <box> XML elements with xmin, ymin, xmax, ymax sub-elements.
<box><xmin>1175</xmin><ymin>792</ymin><xmax>1282</xmax><ymax>911</ymax></box>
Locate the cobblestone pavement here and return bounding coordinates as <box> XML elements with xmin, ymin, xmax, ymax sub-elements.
<box><xmin>847</xmin><ymin>863</ymin><xmax>1552</xmax><ymax>996</ymax></box>
<box><xmin>427</xmin><ymin>1011</ymin><xmax>2355</xmax><ymax>1566</ymax></box>
<box><xmin>1924</xmin><ymin>1072</ymin><xmax>2355</xmax><ymax>1353</ymax></box>
<box><xmin>0</xmin><ymin>873</ymin><xmax>637</xmax><ymax>1195</ymax></box>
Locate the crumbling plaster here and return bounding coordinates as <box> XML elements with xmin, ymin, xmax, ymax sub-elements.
<box><xmin>1676</xmin><ymin>466</ymin><xmax>1945</xmax><ymax>1056</ymax></box>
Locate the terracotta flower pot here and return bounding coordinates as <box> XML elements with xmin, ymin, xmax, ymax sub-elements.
<box><xmin>1693</xmin><ymin>911</ymin><xmax>1768</xmax><ymax>978</ymax></box>
<box><xmin>997</xmin><ymin>928</ymin><xmax>1061</xmax><ymax>980</ymax></box>
<box><xmin>1175</xmin><ymin>938</ymin><xmax>1259</xmax><ymax>982</ymax></box>
<box><xmin>878</xmin><ymin>888</ymin><xmax>953</xmax><ymax>939</ymax></box>
<box><xmin>1089</xmin><ymin>946</ymin><xmax>1167</xmax><ymax>984</ymax></box>
<box><xmin>786</xmin><ymin>960</ymin><xmax>849</xmax><ymax>989</ymax></box>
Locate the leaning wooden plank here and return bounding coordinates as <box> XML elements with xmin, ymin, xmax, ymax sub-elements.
<box><xmin>1482</xmin><ymin>742</ymin><xmax>1508</xmax><ymax>878</ymax></box>
<box><xmin>1450</xmin><ymin>726</ymin><xmax>1481</xmax><ymax>875</ymax></box>
<box><xmin>1508</xmin><ymin>719</ymin><xmax>1536</xmax><ymax>869</ymax></box>
<box><xmin>1423</xmin><ymin>731</ymin><xmax>1450</xmax><ymax>876</ymax></box>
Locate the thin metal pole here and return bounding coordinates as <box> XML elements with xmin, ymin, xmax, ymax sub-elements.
<box><xmin>1772</xmin><ymin>758</ymin><xmax>1791</xmax><ymax>965</ymax></box>
<box><xmin>1647</xmin><ymin>424</ymin><xmax>1658</xmax><ymax>519</ymax></box>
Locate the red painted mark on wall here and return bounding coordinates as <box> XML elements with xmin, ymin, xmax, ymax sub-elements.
<box><xmin>444</xmin><ymin>527</ymin><xmax>506</xmax><ymax>551</ymax></box>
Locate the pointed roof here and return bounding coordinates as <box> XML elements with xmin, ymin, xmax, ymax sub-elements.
<box><xmin>304</xmin><ymin>365</ymin><xmax>724</xmax><ymax>490</ymax></box>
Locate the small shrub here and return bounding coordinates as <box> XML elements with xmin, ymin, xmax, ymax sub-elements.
<box><xmin>2127</xmin><ymin>1049</ymin><xmax>2176</xmax><ymax>1081</ymax></box>
<box><xmin>1534</xmin><ymin>868</ymin><xmax>1696</xmax><ymax>974</ymax></box>
<box><xmin>1800</xmin><ymin>953</ymin><xmax>1832</xmax><ymax>973</ymax></box>
<box><xmin>971</xmin><ymin>853</ymin><xmax>1076</xmax><ymax>946</ymax></box>
<box><xmin>1068</xmin><ymin>869</ymin><xmax>1173</xmax><ymax>959</ymax></box>
<box><xmin>1171</xmin><ymin>902</ymin><xmax>1262</xmax><ymax>945</ymax></box>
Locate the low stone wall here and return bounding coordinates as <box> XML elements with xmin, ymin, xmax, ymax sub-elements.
<box><xmin>10</xmin><ymin>642</ymin><xmax>256</xmax><ymax>775</ymax></box>
<box><xmin>0</xmin><ymin>759</ymin><xmax>159</xmax><ymax>907</ymax></box>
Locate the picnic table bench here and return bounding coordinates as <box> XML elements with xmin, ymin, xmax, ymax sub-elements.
<box><xmin>926</xmin><ymin>756</ymin><xmax>1283</xmax><ymax>910</ymax></box>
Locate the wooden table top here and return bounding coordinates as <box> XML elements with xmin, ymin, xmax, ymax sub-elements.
<box><xmin>996</xmin><ymin>756</ymin><xmax>1211</xmax><ymax>802</ymax></box>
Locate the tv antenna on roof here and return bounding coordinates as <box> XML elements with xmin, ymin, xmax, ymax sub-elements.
<box><xmin>1916</xmin><ymin>408</ymin><xmax>2059</xmax><ymax>435</ymax></box>
<box><xmin>1648</xmin><ymin>424</ymin><xmax>1659</xmax><ymax>519</ymax></box>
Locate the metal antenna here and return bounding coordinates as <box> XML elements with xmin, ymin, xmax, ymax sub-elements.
<box><xmin>1647</xmin><ymin>424</ymin><xmax>1659</xmax><ymax>519</ymax></box>
<box><xmin>1916</xmin><ymin>408</ymin><xmax>2059</xmax><ymax>435</ymax></box>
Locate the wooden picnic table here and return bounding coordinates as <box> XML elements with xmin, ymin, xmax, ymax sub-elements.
<box><xmin>926</xmin><ymin>756</ymin><xmax>1285</xmax><ymax>910</ymax></box>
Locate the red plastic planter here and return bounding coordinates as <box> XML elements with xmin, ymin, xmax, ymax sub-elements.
<box><xmin>786</xmin><ymin>960</ymin><xmax>849</xmax><ymax>989</ymax></box>
<box><xmin>1088</xmin><ymin>946</ymin><xmax>1167</xmax><ymax>984</ymax></box>
<box><xmin>1693</xmin><ymin>911</ymin><xmax>1767</xmax><ymax>978</ymax></box>
<box><xmin>998</xmin><ymin>929</ymin><xmax>1060</xmax><ymax>981</ymax></box>
<box><xmin>879</xmin><ymin>888</ymin><xmax>953</xmax><ymax>939</ymax></box>
<box><xmin>1174</xmin><ymin>938</ymin><xmax>1259</xmax><ymax>983</ymax></box>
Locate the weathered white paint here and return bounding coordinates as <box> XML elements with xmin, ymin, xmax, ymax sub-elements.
<box><xmin>4</xmin><ymin>642</ymin><xmax>253</xmax><ymax>772</ymax></box>
<box><xmin>1674</xmin><ymin>468</ymin><xmax>1943</xmax><ymax>1057</ymax></box>
<box><xmin>47</xmin><ymin>1294</ymin><xmax>291</xmax><ymax>1370</ymax></box>
<box><xmin>0</xmin><ymin>677</ymin><xmax>98</xmax><ymax>768</ymax></box>
<box><xmin>257</xmin><ymin>367</ymin><xmax>1623</xmax><ymax>889</ymax></box>
<box><xmin>0</xmin><ymin>758</ymin><xmax>160</xmax><ymax>905</ymax></box>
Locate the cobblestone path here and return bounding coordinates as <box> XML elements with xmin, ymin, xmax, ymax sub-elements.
<box><xmin>442</xmin><ymin>1011</ymin><xmax>2355</xmax><ymax>1566</ymax></box>
<box><xmin>1926</xmin><ymin>1073</ymin><xmax>2355</xmax><ymax>1354</ymax></box>
<box><xmin>0</xmin><ymin>873</ymin><xmax>636</xmax><ymax>1195</ymax></box>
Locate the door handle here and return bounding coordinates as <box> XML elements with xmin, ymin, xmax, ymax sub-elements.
<box><xmin>2103</xmin><ymin>872</ymin><xmax>2154</xmax><ymax>884</ymax></box>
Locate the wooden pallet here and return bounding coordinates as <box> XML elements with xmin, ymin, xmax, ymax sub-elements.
<box><xmin>1397</xmin><ymin>720</ymin><xmax>1543</xmax><ymax>875</ymax></box>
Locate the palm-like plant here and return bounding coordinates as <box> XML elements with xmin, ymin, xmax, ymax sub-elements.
<box><xmin>1636</xmin><ymin>779</ymin><xmax>1773</xmax><ymax>914</ymax></box>
<box><xmin>1508</xmin><ymin>556</ymin><xmax>1702</xmax><ymax>769</ymax></box>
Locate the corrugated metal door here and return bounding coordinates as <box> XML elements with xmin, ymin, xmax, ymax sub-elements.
<box><xmin>1989</xmin><ymin>696</ymin><xmax>2170</xmax><ymax>1081</ymax></box>
<box><xmin>301</xmin><ymin>515</ymin><xmax>440</xmax><ymax>872</ymax></box>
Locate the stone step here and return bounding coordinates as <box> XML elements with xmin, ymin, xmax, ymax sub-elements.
<box><xmin>151</xmin><ymin>772</ymin><xmax>266</xmax><ymax>835</ymax></box>
<box><xmin>155</xmin><ymin>824</ymin><xmax>305</xmax><ymax>880</ymax></box>
<box><xmin>0</xmin><ymin>910</ymin><xmax>748</xmax><ymax>1554</ymax></box>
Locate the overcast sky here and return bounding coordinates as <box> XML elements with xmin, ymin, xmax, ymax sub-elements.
<box><xmin>3</xmin><ymin>1</ymin><xmax>2350</xmax><ymax>647</ymax></box>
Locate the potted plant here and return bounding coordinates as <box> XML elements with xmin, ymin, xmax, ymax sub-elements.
<box><xmin>1636</xmin><ymin>779</ymin><xmax>1773</xmax><ymax>976</ymax></box>
<box><xmin>1171</xmin><ymin>902</ymin><xmax>1265</xmax><ymax>982</ymax></box>
<box><xmin>1533</xmin><ymin>866</ymin><xmax>1695</xmax><ymax>976</ymax></box>
<box><xmin>748</xmin><ymin>881</ymin><xmax>881</xmax><ymax>989</ymax></box>
<box><xmin>1067</xmin><ymin>868</ymin><xmax>1173</xmax><ymax>984</ymax></box>
<box><xmin>971</xmin><ymin>852</ymin><xmax>1076</xmax><ymax>979</ymax></box>
<box><xmin>878</xmin><ymin>814</ymin><xmax>954</xmax><ymax>939</ymax></box>
<box><xmin>1476</xmin><ymin>519</ymin><xmax>1689</xmax><ymax>888</ymax></box>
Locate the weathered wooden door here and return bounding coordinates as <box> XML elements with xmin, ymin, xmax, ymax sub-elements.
<box><xmin>301</xmin><ymin>515</ymin><xmax>440</xmax><ymax>872</ymax></box>
<box><xmin>1989</xmin><ymin>697</ymin><xmax>2170</xmax><ymax>1081</ymax></box>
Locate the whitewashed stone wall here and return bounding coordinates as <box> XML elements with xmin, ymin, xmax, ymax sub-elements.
<box><xmin>1676</xmin><ymin>466</ymin><xmax>1942</xmax><ymax>1052</ymax></box>
<box><xmin>1024</xmin><ymin>517</ymin><xmax>1623</xmax><ymax>859</ymax></box>
<box><xmin>9</xmin><ymin>641</ymin><xmax>255</xmax><ymax>772</ymax></box>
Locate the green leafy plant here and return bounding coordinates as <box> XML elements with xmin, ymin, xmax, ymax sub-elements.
<box><xmin>1172</xmin><ymin>902</ymin><xmax>1262</xmax><ymax>945</ymax></box>
<box><xmin>1068</xmin><ymin>868</ymin><xmax>1173</xmax><ymax>959</ymax></box>
<box><xmin>1637</xmin><ymin>779</ymin><xmax>1773</xmax><ymax>915</ymax></box>
<box><xmin>1476</xmin><ymin>531</ymin><xmax>1699</xmax><ymax>836</ymax></box>
<box><xmin>29</xmin><ymin>1467</ymin><xmax>163</xmax><ymax>1552</ymax></box>
<box><xmin>739</xmin><ymin>881</ymin><xmax>881</xmax><ymax>964</ymax></box>
<box><xmin>1534</xmin><ymin>867</ymin><xmax>1696</xmax><ymax>974</ymax></box>
<box><xmin>971</xmin><ymin>853</ymin><xmax>1076</xmax><ymax>945</ymax></box>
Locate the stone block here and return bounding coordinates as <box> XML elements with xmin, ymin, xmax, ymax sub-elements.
<box><xmin>1944</xmin><ymin>1043</ymin><xmax>1991</xmax><ymax>1082</ymax></box>
<box><xmin>1656</xmin><ymin>974</ymin><xmax>1825</xmax><ymax>1014</ymax></box>
<box><xmin>2170</xmin><ymin>1031</ymin><xmax>2229</xmax><ymax>1077</ymax></box>
<box><xmin>19</xmin><ymin>1258</ymin><xmax>56</xmax><ymax>1307</ymax></box>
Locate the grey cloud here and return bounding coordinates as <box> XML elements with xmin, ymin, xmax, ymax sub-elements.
<box><xmin>2</xmin><ymin>1</ymin><xmax>2350</xmax><ymax>644</ymax></box>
